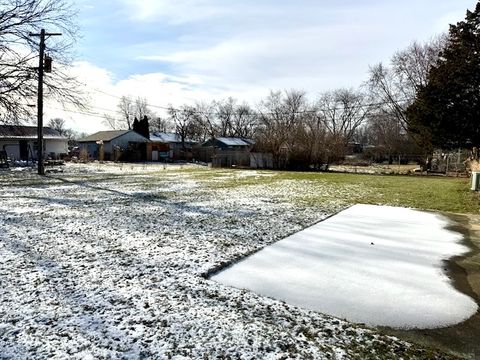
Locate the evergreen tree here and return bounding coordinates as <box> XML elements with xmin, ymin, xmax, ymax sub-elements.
<box><xmin>132</xmin><ymin>115</ymin><xmax>150</xmax><ymax>139</ymax></box>
<box><xmin>140</xmin><ymin>115</ymin><xmax>150</xmax><ymax>139</ymax></box>
<box><xmin>407</xmin><ymin>3</ymin><xmax>480</xmax><ymax>150</ymax></box>
<box><xmin>132</xmin><ymin>117</ymin><xmax>140</xmax><ymax>133</ymax></box>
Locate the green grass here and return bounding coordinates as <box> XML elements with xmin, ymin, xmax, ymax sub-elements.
<box><xmin>182</xmin><ymin>168</ymin><xmax>480</xmax><ymax>214</ymax></box>
<box><xmin>317</xmin><ymin>172</ymin><xmax>479</xmax><ymax>214</ymax></box>
<box><xmin>4</xmin><ymin>166</ymin><xmax>477</xmax><ymax>214</ymax></box>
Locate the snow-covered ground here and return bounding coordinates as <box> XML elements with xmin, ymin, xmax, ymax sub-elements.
<box><xmin>212</xmin><ymin>204</ymin><xmax>478</xmax><ymax>329</ymax></box>
<box><xmin>0</xmin><ymin>164</ymin><xmax>460</xmax><ymax>358</ymax></box>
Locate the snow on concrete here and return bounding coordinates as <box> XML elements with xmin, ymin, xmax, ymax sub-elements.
<box><xmin>212</xmin><ymin>204</ymin><xmax>478</xmax><ymax>329</ymax></box>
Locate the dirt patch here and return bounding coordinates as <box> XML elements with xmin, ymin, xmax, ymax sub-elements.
<box><xmin>380</xmin><ymin>213</ymin><xmax>480</xmax><ymax>359</ymax></box>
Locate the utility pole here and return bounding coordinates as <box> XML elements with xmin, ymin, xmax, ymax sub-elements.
<box><xmin>29</xmin><ymin>29</ymin><xmax>61</xmax><ymax>175</ymax></box>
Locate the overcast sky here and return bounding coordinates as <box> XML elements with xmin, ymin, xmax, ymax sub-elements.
<box><xmin>46</xmin><ymin>0</ymin><xmax>476</xmax><ymax>133</ymax></box>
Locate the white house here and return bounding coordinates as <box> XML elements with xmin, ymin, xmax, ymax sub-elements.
<box><xmin>0</xmin><ymin>125</ymin><xmax>68</xmax><ymax>161</ymax></box>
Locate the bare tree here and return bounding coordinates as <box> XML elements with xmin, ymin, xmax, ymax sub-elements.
<box><xmin>193</xmin><ymin>101</ymin><xmax>217</xmax><ymax>141</ymax></box>
<box><xmin>46</xmin><ymin>116</ymin><xmax>77</xmax><ymax>139</ymax></box>
<box><xmin>214</xmin><ymin>98</ymin><xmax>235</xmax><ymax>137</ymax></box>
<box><xmin>232</xmin><ymin>103</ymin><xmax>256</xmax><ymax>138</ymax></box>
<box><xmin>317</xmin><ymin>89</ymin><xmax>370</xmax><ymax>142</ymax></box>
<box><xmin>47</xmin><ymin>117</ymin><xmax>65</xmax><ymax>132</ymax></box>
<box><xmin>361</xmin><ymin>109</ymin><xmax>423</xmax><ymax>164</ymax></box>
<box><xmin>255</xmin><ymin>91</ymin><xmax>288</xmax><ymax>168</ymax></box>
<box><xmin>150</xmin><ymin>116</ymin><xmax>173</xmax><ymax>133</ymax></box>
<box><xmin>0</xmin><ymin>0</ymin><xmax>82</xmax><ymax>124</ymax></box>
<box><xmin>134</xmin><ymin>97</ymin><xmax>154</xmax><ymax>120</ymax></box>
<box><xmin>103</xmin><ymin>96</ymin><xmax>155</xmax><ymax>130</ymax></box>
<box><xmin>117</xmin><ymin>96</ymin><xmax>134</xmax><ymax>129</ymax></box>
<box><xmin>302</xmin><ymin>110</ymin><xmax>327</xmax><ymax>168</ymax></box>
<box><xmin>102</xmin><ymin>113</ymin><xmax>118</xmax><ymax>130</ymax></box>
<box><xmin>204</xmin><ymin>98</ymin><xmax>258</xmax><ymax>139</ymax></box>
<box><xmin>256</xmin><ymin>90</ymin><xmax>313</xmax><ymax>168</ymax></box>
<box><xmin>316</xmin><ymin>88</ymin><xmax>371</xmax><ymax>162</ymax></box>
<box><xmin>367</xmin><ymin>37</ymin><xmax>446</xmax><ymax>130</ymax></box>
<box><xmin>167</xmin><ymin>105</ymin><xmax>196</xmax><ymax>151</ymax></box>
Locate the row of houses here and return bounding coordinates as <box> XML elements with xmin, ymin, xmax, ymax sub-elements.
<box><xmin>0</xmin><ymin>125</ymin><xmax>272</xmax><ymax>168</ymax></box>
<box><xmin>77</xmin><ymin>129</ymin><xmax>265</xmax><ymax>167</ymax></box>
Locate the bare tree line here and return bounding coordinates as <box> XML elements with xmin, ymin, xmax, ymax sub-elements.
<box><xmin>102</xmin><ymin>89</ymin><xmax>376</xmax><ymax>168</ymax></box>
<box><xmin>98</xmin><ymin>35</ymin><xmax>445</xmax><ymax>168</ymax></box>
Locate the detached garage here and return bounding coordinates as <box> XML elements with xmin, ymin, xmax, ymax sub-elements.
<box><xmin>0</xmin><ymin>125</ymin><xmax>68</xmax><ymax>161</ymax></box>
<box><xmin>78</xmin><ymin>130</ymin><xmax>150</xmax><ymax>161</ymax></box>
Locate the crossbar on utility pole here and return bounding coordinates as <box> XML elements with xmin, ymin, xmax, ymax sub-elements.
<box><xmin>29</xmin><ymin>29</ymin><xmax>62</xmax><ymax>175</ymax></box>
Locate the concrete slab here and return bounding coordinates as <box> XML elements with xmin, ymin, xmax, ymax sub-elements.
<box><xmin>211</xmin><ymin>204</ymin><xmax>478</xmax><ymax>329</ymax></box>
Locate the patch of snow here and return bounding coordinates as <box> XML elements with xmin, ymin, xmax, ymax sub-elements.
<box><xmin>212</xmin><ymin>204</ymin><xmax>478</xmax><ymax>329</ymax></box>
<box><xmin>65</xmin><ymin>162</ymin><xmax>201</xmax><ymax>174</ymax></box>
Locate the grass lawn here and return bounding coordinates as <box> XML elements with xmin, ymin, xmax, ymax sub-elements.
<box><xmin>177</xmin><ymin>167</ymin><xmax>480</xmax><ymax>214</ymax></box>
<box><xmin>0</xmin><ymin>163</ymin><xmax>476</xmax><ymax>359</ymax></box>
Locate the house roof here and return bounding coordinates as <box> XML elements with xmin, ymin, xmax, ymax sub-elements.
<box><xmin>216</xmin><ymin>137</ymin><xmax>254</xmax><ymax>146</ymax></box>
<box><xmin>150</xmin><ymin>132</ymin><xmax>196</xmax><ymax>144</ymax></box>
<box><xmin>78</xmin><ymin>130</ymin><xmax>131</xmax><ymax>142</ymax></box>
<box><xmin>242</xmin><ymin>138</ymin><xmax>256</xmax><ymax>145</ymax></box>
<box><xmin>0</xmin><ymin>125</ymin><xmax>66</xmax><ymax>140</ymax></box>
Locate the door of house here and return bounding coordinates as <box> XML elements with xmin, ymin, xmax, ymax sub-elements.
<box><xmin>152</xmin><ymin>150</ymin><xmax>159</xmax><ymax>161</ymax></box>
<box><xmin>19</xmin><ymin>141</ymin><xmax>28</xmax><ymax>161</ymax></box>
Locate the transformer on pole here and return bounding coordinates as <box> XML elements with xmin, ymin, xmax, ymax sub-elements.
<box><xmin>29</xmin><ymin>29</ymin><xmax>62</xmax><ymax>175</ymax></box>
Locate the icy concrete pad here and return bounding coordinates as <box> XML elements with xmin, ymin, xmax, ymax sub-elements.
<box><xmin>211</xmin><ymin>204</ymin><xmax>478</xmax><ymax>329</ymax></box>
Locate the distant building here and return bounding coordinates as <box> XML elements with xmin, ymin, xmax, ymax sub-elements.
<box><xmin>250</xmin><ymin>152</ymin><xmax>274</xmax><ymax>169</ymax></box>
<box><xmin>148</xmin><ymin>132</ymin><xmax>197</xmax><ymax>161</ymax></box>
<box><xmin>200</xmin><ymin>137</ymin><xmax>254</xmax><ymax>167</ymax></box>
<box><xmin>202</xmin><ymin>137</ymin><xmax>254</xmax><ymax>150</ymax></box>
<box><xmin>78</xmin><ymin>130</ymin><xmax>150</xmax><ymax>161</ymax></box>
<box><xmin>0</xmin><ymin>125</ymin><xmax>68</xmax><ymax>161</ymax></box>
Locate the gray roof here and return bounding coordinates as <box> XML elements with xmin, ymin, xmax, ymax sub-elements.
<box><xmin>78</xmin><ymin>130</ymin><xmax>131</xmax><ymax>142</ymax></box>
<box><xmin>242</xmin><ymin>138</ymin><xmax>255</xmax><ymax>145</ymax></box>
<box><xmin>150</xmin><ymin>132</ymin><xmax>196</xmax><ymax>144</ymax></box>
<box><xmin>0</xmin><ymin>125</ymin><xmax>66</xmax><ymax>140</ymax></box>
<box><xmin>216</xmin><ymin>137</ymin><xmax>252</xmax><ymax>146</ymax></box>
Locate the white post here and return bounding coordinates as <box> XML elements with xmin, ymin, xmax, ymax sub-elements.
<box><xmin>471</xmin><ymin>172</ymin><xmax>480</xmax><ymax>191</ymax></box>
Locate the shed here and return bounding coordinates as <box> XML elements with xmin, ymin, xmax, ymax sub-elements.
<box><xmin>148</xmin><ymin>132</ymin><xmax>197</xmax><ymax>161</ymax></box>
<box><xmin>201</xmin><ymin>137</ymin><xmax>254</xmax><ymax>167</ymax></box>
<box><xmin>202</xmin><ymin>137</ymin><xmax>253</xmax><ymax>150</ymax></box>
<box><xmin>0</xmin><ymin>125</ymin><xmax>68</xmax><ymax>161</ymax></box>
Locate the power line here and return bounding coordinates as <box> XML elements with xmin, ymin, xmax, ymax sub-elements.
<box><xmin>63</xmin><ymin>80</ymin><xmax>418</xmax><ymax>120</ymax></box>
<box><xmin>46</xmin><ymin>96</ymin><xmax>415</xmax><ymax>123</ymax></box>
<box><xmin>84</xmin><ymin>81</ymin><xmax>412</xmax><ymax>112</ymax></box>
<box><xmin>87</xmin><ymin>86</ymin><xmax>415</xmax><ymax>118</ymax></box>
<box><xmin>47</xmin><ymin>106</ymin><xmax>112</xmax><ymax>119</ymax></box>
<box><xmin>90</xmin><ymin>87</ymin><xmax>173</xmax><ymax>111</ymax></box>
